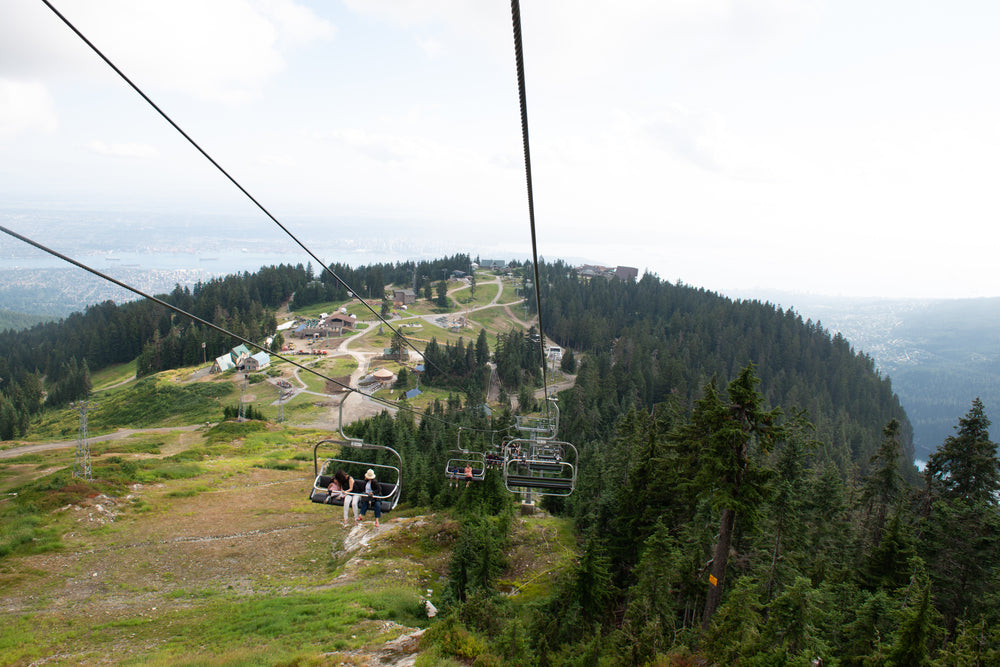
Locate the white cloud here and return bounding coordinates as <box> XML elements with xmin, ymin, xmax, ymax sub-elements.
<box><xmin>255</xmin><ymin>0</ymin><xmax>335</xmax><ymax>45</ymax></box>
<box><xmin>0</xmin><ymin>0</ymin><xmax>334</xmax><ymax>104</ymax></box>
<box><xmin>257</xmin><ymin>154</ymin><xmax>295</xmax><ymax>169</ymax></box>
<box><xmin>417</xmin><ymin>37</ymin><xmax>445</xmax><ymax>59</ymax></box>
<box><xmin>315</xmin><ymin>128</ymin><xmax>424</xmax><ymax>164</ymax></box>
<box><xmin>86</xmin><ymin>140</ymin><xmax>159</xmax><ymax>158</ymax></box>
<box><xmin>630</xmin><ymin>105</ymin><xmax>728</xmax><ymax>173</ymax></box>
<box><xmin>518</xmin><ymin>0</ymin><xmax>821</xmax><ymax>86</ymax></box>
<box><xmin>0</xmin><ymin>79</ymin><xmax>58</xmax><ymax>141</ymax></box>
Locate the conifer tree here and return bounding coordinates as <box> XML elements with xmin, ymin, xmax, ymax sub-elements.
<box><xmin>764</xmin><ymin>415</ymin><xmax>813</xmax><ymax>599</ymax></box>
<box><xmin>862</xmin><ymin>419</ymin><xmax>906</xmax><ymax>546</ymax></box>
<box><xmin>885</xmin><ymin>570</ymin><xmax>935</xmax><ymax>667</ymax></box>
<box><xmin>925</xmin><ymin>398</ymin><xmax>1000</xmax><ymax>504</ymax></box>
<box><xmin>560</xmin><ymin>348</ymin><xmax>577</xmax><ymax>374</ymax></box>
<box><xmin>677</xmin><ymin>363</ymin><xmax>783</xmax><ymax>630</ymax></box>
<box><xmin>919</xmin><ymin>399</ymin><xmax>1000</xmax><ymax>636</ymax></box>
<box><xmin>861</xmin><ymin>512</ymin><xmax>917</xmax><ymax>592</ymax></box>
<box><xmin>475</xmin><ymin>328</ymin><xmax>489</xmax><ymax>366</ymax></box>
<box><xmin>436</xmin><ymin>280</ymin><xmax>448</xmax><ymax>308</ymax></box>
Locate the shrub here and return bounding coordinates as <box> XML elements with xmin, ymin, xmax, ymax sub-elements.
<box><xmin>420</xmin><ymin>614</ymin><xmax>488</xmax><ymax>661</ymax></box>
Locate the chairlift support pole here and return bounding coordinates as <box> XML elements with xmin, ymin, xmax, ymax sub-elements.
<box><xmin>72</xmin><ymin>400</ymin><xmax>93</xmax><ymax>480</ymax></box>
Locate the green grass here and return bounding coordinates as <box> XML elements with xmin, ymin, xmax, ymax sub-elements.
<box><xmin>379</xmin><ymin>385</ymin><xmax>454</xmax><ymax>412</ymax></box>
<box><xmin>466</xmin><ymin>307</ymin><xmax>527</xmax><ymax>350</ymax></box>
<box><xmin>90</xmin><ymin>360</ymin><xmax>138</xmax><ymax>391</ymax></box>
<box><xmin>0</xmin><ymin>510</ymin><xmax>47</xmax><ymax>558</ymax></box>
<box><xmin>90</xmin><ymin>438</ymin><xmax>164</xmax><ymax>456</ymax></box>
<box><xmin>449</xmin><ymin>283</ymin><xmax>499</xmax><ymax>308</ymax></box>
<box><xmin>166</xmin><ymin>484</ymin><xmax>212</xmax><ymax>498</ymax></box>
<box><xmin>324</xmin><ymin>356</ymin><xmax>358</xmax><ymax>377</ymax></box>
<box><xmin>27</xmin><ymin>375</ymin><xmax>234</xmax><ymax>441</ymax></box>
<box><xmin>126</xmin><ymin>584</ymin><xmax>423</xmax><ymax>664</ymax></box>
<box><xmin>0</xmin><ymin>470</ymin><xmax>117</xmax><ymax>558</ymax></box>
<box><xmin>297</xmin><ymin>362</ymin><xmax>342</xmax><ymax>394</ymax></box>
<box><xmin>0</xmin><ymin>453</ymin><xmax>44</xmax><ymax>464</ymax></box>
<box><xmin>393</xmin><ymin>300</ymin><xmax>438</xmax><ymax>316</ymax></box>
<box><xmin>0</xmin><ymin>436</ymin><xmax>575</xmax><ymax>665</ymax></box>
<box><xmin>141</xmin><ymin>462</ymin><xmax>204</xmax><ymax>482</ymax></box>
<box><xmin>0</xmin><ymin>424</ymin><xmax>320</xmax><ymax>563</ymax></box>
<box><xmin>0</xmin><ymin>578</ymin><xmax>426</xmax><ymax>666</ymax></box>
<box><xmin>93</xmin><ymin>378</ymin><xmax>232</xmax><ymax>429</ymax></box>
<box><xmin>279</xmin><ymin>400</ymin><xmax>335</xmax><ymax>425</ymax></box>
<box><xmin>364</xmin><ymin>320</ymin><xmax>478</xmax><ymax>352</ymax></box>
<box><xmin>495</xmin><ymin>278</ymin><xmax>525</xmax><ymax>305</ymax></box>
<box><xmin>203</xmin><ymin>420</ymin><xmax>270</xmax><ymax>444</ymax></box>
<box><xmin>467</xmin><ymin>306</ymin><xmax>523</xmax><ymax>332</ymax></box>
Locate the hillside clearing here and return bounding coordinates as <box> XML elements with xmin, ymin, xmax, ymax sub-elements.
<box><xmin>0</xmin><ymin>446</ymin><xmax>575</xmax><ymax>665</ymax></box>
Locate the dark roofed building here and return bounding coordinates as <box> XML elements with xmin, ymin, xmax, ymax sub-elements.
<box><xmin>393</xmin><ymin>288</ymin><xmax>416</xmax><ymax>305</ymax></box>
<box><xmin>615</xmin><ymin>266</ymin><xmax>639</xmax><ymax>282</ymax></box>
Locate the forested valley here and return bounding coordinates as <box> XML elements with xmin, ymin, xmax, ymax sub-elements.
<box><xmin>1</xmin><ymin>258</ymin><xmax>998</xmax><ymax>664</ymax></box>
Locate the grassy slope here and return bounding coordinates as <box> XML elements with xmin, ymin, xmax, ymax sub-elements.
<box><xmin>0</xmin><ymin>419</ymin><xmax>575</xmax><ymax>665</ymax></box>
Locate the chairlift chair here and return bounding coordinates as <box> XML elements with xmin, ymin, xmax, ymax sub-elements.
<box><xmin>444</xmin><ymin>427</ymin><xmax>486</xmax><ymax>481</ymax></box>
<box><xmin>514</xmin><ymin>399</ymin><xmax>560</xmax><ymax>439</ymax></box>
<box><xmin>444</xmin><ymin>452</ymin><xmax>487</xmax><ymax>483</ymax></box>
<box><xmin>308</xmin><ymin>392</ymin><xmax>403</xmax><ymax>512</ymax></box>
<box><xmin>310</xmin><ymin>438</ymin><xmax>402</xmax><ymax>513</ymax></box>
<box><xmin>502</xmin><ymin>438</ymin><xmax>578</xmax><ymax>496</ymax></box>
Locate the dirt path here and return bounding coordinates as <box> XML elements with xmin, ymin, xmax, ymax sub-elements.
<box><xmin>503</xmin><ymin>304</ymin><xmax>536</xmax><ymax>330</ymax></box>
<box><xmin>0</xmin><ymin>425</ymin><xmax>205</xmax><ymax>460</ymax></box>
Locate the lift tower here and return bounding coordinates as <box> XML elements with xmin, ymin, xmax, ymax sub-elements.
<box><xmin>72</xmin><ymin>400</ymin><xmax>93</xmax><ymax>480</ymax></box>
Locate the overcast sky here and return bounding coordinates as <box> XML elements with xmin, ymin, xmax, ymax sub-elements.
<box><xmin>2</xmin><ymin>0</ymin><xmax>999</xmax><ymax>299</ymax></box>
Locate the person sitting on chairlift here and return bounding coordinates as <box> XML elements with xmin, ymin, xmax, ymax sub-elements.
<box><xmin>464</xmin><ymin>463</ymin><xmax>473</xmax><ymax>488</ymax></box>
<box><xmin>357</xmin><ymin>468</ymin><xmax>382</xmax><ymax>527</ymax></box>
<box><xmin>326</xmin><ymin>477</ymin><xmax>345</xmax><ymax>504</ymax></box>
<box><xmin>332</xmin><ymin>470</ymin><xmax>358</xmax><ymax>527</ymax></box>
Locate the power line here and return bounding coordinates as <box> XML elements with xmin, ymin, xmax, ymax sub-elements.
<box><xmin>38</xmin><ymin>0</ymin><xmax>450</xmax><ymax>381</ymax></box>
<box><xmin>510</xmin><ymin>0</ymin><xmax>551</xmax><ymax>410</ymax></box>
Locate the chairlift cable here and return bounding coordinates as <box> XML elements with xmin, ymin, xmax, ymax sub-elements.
<box><xmin>38</xmin><ymin>0</ymin><xmax>452</xmax><ymax>382</ymax></box>
<box><xmin>510</xmin><ymin>0</ymin><xmax>551</xmax><ymax>410</ymax></box>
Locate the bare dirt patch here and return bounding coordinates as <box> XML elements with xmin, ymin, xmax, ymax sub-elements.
<box><xmin>3</xmin><ymin>469</ymin><xmax>320</xmax><ymax>613</ymax></box>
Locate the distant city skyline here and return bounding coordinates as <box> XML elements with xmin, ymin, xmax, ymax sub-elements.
<box><xmin>3</xmin><ymin>1</ymin><xmax>1000</xmax><ymax>299</ymax></box>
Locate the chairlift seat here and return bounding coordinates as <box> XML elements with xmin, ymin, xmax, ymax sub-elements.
<box><xmin>505</xmin><ymin>474</ymin><xmax>574</xmax><ymax>491</ymax></box>
<box><xmin>527</xmin><ymin>461</ymin><xmax>563</xmax><ymax>473</ymax></box>
<box><xmin>503</xmin><ymin>438</ymin><xmax>578</xmax><ymax>496</ymax></box>
<box><xmin>310</xmin><ymin>473</ymin><xmax>398</xmax><ymax>513</ymax></box>
<box><xmin>310</xmin><ymin>435</ymin><xmax>403</xmax><ymax>512</ymax></box>
<box><xmin>446</xmin><ymin>468</ymin><xmax>485</xmax><ymax>478</ymax></box>
<box><xmin>445</xmin><ymin>449</ymin><xmax>487</xmax><ymax>482</ymax></box>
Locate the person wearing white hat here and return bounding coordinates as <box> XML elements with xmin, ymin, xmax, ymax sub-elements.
<box><xmin>357</xmin><ymin>468</ymin><xmax>382</xmax><ymax>527</ymax></box>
